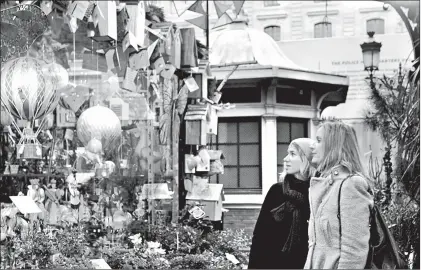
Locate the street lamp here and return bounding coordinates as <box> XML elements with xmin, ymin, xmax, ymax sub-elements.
<box><xmin>361</xmin><ymin>31</ymin><xmax>394</xmax><ymax>205</ymax></box>
<box><xmin>360</xmin><ymin>31</ymin><xmax>382</xmax><ymax>82</ymax></box>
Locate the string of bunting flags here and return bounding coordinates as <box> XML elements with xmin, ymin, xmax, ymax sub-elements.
<box><xmin>172</xmin><ymin>0</ymin><xmax>245</xmax><ymax>30</ymax></box>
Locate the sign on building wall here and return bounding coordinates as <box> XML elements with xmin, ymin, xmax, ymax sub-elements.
<box><xmin>279</xmin><ymin>34</ymin><xmax>413</xmax><ymax>163</ymax></box>
<box><xmin>278</xmin><ymin>34</ymin><xmax>413</xmax><ymax>101</ymax></box>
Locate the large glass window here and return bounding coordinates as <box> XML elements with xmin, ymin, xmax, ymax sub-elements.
<box><xmin>277</xmin><ymin>118</ymin><xmax>308</xmax><ymax>175</ymax></box>
<box><xmin>264</xmin><ymin>25</ymin><xmax>281</xmax><ymax>41</ymax></box>
<box><xmin>366</xmin><ymin>18</ymin><xmax>385</xmax><ymax>35</ymax></box>
<box><xmin>314</xmin><ymin>22</ymin><xmax>332</xmax><ymax>38</ymax></box>
<box><xmin>276</xmin><ymin>87</ymin><xmax>311</xmax><ymax>105</ymax></box>
<box><xmin>208</xmin><ymin>118</ymin><xmax>261</xmax><ymax>193</ymax></box>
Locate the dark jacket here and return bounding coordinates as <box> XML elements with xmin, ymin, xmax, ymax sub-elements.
<box><xmin>248</xmin><ymin>175</ymin><xmax>310</xmax><ymax>269</ymax></box>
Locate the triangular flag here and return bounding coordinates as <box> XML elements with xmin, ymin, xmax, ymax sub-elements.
<box><xmin>186</xmin><ymin>14</ymin><xmax>207</xmax><ymax>30</ymax></box>
<box><xmin>232</xmin><ymin>0</ymin><xmax>245</xmax><ymax>17</ymax></box>
<box><xmin>214</xmin><ymin>1</ymin><xmax>231</xmax><ymax>18</ymax></box>
<box><xmin>147</xmin><ymin>40</ymin><xmax>159</xmax><ymax>59</ymax></box>
<box><xmin>187</xmin><ymin>0</ymin><xmax>206</xmax><ymax>15</ymax></box>
<box><xmin>172</xmin><ymin>0</ymin><xmax>189</xmax><ymax>16</ymax></box>
<box><xmin>212</xmin><ymin>12</ymin><xmax>233</xmax><ymax>29</ymax></box>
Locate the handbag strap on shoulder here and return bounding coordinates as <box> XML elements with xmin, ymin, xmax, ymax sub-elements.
<box><xmin>337</xmin><ymin>174</ymin><xmax>354</xmax><ymax>249</ymax></box>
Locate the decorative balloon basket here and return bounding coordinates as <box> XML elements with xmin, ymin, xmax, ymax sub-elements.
<box><xmin>16</xmin><ymin>127</ymin><xmax>42</xmax><ymax>159</ymax></box>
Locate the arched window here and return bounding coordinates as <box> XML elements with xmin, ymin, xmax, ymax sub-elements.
<box><xmin>264</xmin><ymin>25</ymin><xmax>281</xmax><ymax>41</ymax></box>
<box><xmin>366</xmin><ymin>18</ymin><xmax>385</xmax><ymax>34</ymax></box>
<box><xmin>314</xmin><ymin>22</ymin><xmax>332</xmax><ymax>38</ymax></box>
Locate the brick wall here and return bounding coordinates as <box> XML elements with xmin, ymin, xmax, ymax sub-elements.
<box><xmin>223</xmin><ymin>208</ymin><xmax>261</xmax><ymax>237</ymax></box>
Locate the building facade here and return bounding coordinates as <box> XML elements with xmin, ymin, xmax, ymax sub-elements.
<box><xmin>155</xmin><ymin>0</ymin><xmax>414</xmax><ymax>235</ymax></box>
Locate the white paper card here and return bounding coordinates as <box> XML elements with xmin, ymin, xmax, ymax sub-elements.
<box><xmin>91</xmin><ymin>259</ymin><xmax>111</xmax><ymax>269</ymax></box>
<box><xmin>184</xmin><ymin>77</ymin><xmax>199</xmax><ymax>92</ymax></box>
<box><xmin>9</xmin><ymin>196</ymin><xmax>42</xmax><ymax>214</ymax></box>
<box><xmin>105</xmin><ymin>49</ymin><xmax>116</xmax><ymax>70</ymax></box>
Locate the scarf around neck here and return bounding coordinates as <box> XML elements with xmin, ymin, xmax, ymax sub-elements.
<box><xmin>271</xmin><ymin>174</ymin><xmax>310</xmax><ymax>253</ymax></box>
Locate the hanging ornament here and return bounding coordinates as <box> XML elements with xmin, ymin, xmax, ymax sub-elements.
<box><xmin>40</xmin><ymin>0</ymin><xmax>53</xmax><ymax>16</ymax></box>
<box><xmin>76</xmin><ymin>105</ymin><xmax>121</xmax><ymax>155</ymax></box>
<box><xmin>1</xmin><ymin>4</ymin><xmax>49</xmax><ymax>64</ymax></box>
<box><xmin>86</xmin><ymin>138</ymin><xmax>103</xmax><ymax>154</ymax></box>
<box><xmin>42</xmin><ymin>62</ymin><xmax>69</xmax><ymax>90</ymax></box>
<box><xmin>0</xmin><ymin>57</ymin><xmax>60</xmax><ymax>123</ymax></box>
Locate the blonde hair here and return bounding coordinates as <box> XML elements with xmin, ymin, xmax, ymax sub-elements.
<box><xmin>316</xmin><ymin>120</ymin><xmax>366</xmax><ymax>176</ymax></box>
<box><xmin>290</xmin><ymin>142</ymin><xmax>316</xmax><ymax>180</ymax></box>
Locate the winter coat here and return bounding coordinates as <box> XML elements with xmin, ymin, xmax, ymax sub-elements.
<box><xmin>248</xmin><ymin>175</ymin><xmax>310</xmax><ymax>269</ymax></box>
<box><xmin>304</xmin><ymin>167</ymin><xmax>373</xmax><ymax>269</ymax></box>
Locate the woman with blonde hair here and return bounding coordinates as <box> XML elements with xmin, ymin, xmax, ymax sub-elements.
<box><xmin>249</xmin><ymin>138</ymin><xmax>316</xmax><ymax>269</ymax></box>
<box><xmin>305</xmin><ymin>120</ymin><xmax>373</xmax><ymax>269</ymax></box>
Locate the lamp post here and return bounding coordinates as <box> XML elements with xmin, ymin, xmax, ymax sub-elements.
<box><xmin>360</xmin><ymin>31</ymin><xmax>382</xmax><ymax>87</ymax></box>
<box><xmin>361</xmin><ymin>31</ymin><xmax>393</xmax><ymax>204</ymax></box>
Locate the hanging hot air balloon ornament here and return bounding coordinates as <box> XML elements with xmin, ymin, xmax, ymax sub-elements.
<box><xmin>0</xmin><ymin>56</ymin><xmax>61</xmax><ymax>159</ymax></box>
<box><xmin>1</xmin><ymin>57</ymin><xmax>60</xmax><ymax>125</ymax></box>
<box><xmin>76</xmin><ymin>105</ymin><xmax>122</xmax><ymax>156</ymax></box>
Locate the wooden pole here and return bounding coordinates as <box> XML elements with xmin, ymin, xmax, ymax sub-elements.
<box><xmin>146</xmin><ymin>70</ymin><xmax>155</xmax><ymax>226</ymax></box>
<box><xmin>171</xmin><ymin>76</ymin><xmax>179</xmax><ymax>224</ymax></box>
<box><xmin>206</xmin><ymin>0</ymin><xmax>209</xmax><ymax>57</ymax></box>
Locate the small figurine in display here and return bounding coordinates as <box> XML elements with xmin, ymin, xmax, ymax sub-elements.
<box><xmin>44</xmin><ymin>179</ymin><xmax>61</xmax><ymax>225</ymax></box>
<box><xmin>66</xmin><ymin>174</ymin><xmax>81</xmax><ymax>221</ymax></box>
<box><xmin>26</xmin><ymin>179</ymin><xmax>47</xmax><ymax>231</ymax></box>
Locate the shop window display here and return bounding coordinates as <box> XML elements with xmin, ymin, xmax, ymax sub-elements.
<box><xmin>0</xmin><ymin>1</ymin><xmax>250</xmax><ymax>269</ymax></box>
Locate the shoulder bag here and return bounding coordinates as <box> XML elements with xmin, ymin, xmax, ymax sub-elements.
<box><xmin>337</xmin><ymin>176</ymin><xmax>406</xmax><ymax>269</ymax></box>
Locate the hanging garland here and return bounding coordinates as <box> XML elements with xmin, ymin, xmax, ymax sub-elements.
<box><xmin>0</xmin><ymin>4</ymin><xmax>49</xmax><ymax>64</ymax></box>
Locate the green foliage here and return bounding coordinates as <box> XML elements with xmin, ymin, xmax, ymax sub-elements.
<box><xmin>1</xmin><ymin>220</ymin><xmax>251</xmax><ymax>269</ymax></box>
<box><xmin>368</xmin><ymin>153</ymin><xmax>420</xmax><ymax>268</ymax></box>
<box><xmin>0</xmin><ymin>226</ymin><xmax>93</xmax><ymax>269</ymax></box>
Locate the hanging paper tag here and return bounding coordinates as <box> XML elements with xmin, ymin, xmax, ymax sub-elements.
<box><xmin>152</xmin><ymin>57</ymin><xmax>165</xmax><ymax>74</ymax></box>
<box><xmin>68</xmin><ymin>1</ymin><xmax>90</xmax><ymax>20</ymax></box>
<box><xmin>40</xmin><ymin>0</ymin><xmax>53</xmax><ymax>15</ymax></box>
<box><xmin>105</xmin><ymin>49</ymin><xmax>116</xmax><ymax>71</ymax></box>
<box><xmin>122</xmin><ymin>32</ymin><xmax>139</xmax><ymax>52</ymax></box>
<box><xmin>129</xmin><ymin>49</ymin><xmax>149</xmax><ymax>70</ymax></box>
<box><xmin>184</xmin><ymin>77</ymin><xmax>199</xmax><ymax>92</ymax></box>
<box><xmin>65</xmin><ymin>14</ymin><xmax>78</xmax><ymax>33</ymax></box>
<box><xmin>122</xmin><ymin>67</ymin><xmax>138</xmax><ymax>92</ymax></box>
<box><xmin>189</xmin><ymin>206</ymin><xmax>206</xmax><ymax>219</ymax></box>
<box><xmin>160</xmin><ymin>64</ymin><xmax>176</xmax><ymax>79</ymax></box>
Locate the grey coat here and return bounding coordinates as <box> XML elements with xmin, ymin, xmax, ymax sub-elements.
<box><xmin>304</xmin><ymin>167</ymin><xmax>374</xmax><ymax>269</ymax></box>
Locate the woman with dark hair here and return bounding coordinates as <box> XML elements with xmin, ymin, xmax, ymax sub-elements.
<box><xmin>248</xmin><ymin>138</ymin><xmax>315</xmax><ymax>269</ymax></box>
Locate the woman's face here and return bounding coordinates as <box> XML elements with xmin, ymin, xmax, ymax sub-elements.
<box><xmin>311</xmin><ymin>126</ymin><xmax>325</xmax><ymax>165</ymax></box>
<box><xmin>283</xmin><ymin>145</ymin><xmax>302</xmax><ymax>176</ymax></box>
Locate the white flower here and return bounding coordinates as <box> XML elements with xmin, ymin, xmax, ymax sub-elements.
<box><xmin>128</xmin><ymin>234</ymin><xmax>142</xmax><ymax>245</ymax></box>
<box><xmin>155</xmin><ymin>247</ymin><xmax>166</xmax><ymax>255</ymax></box>
<box><xmin>147</xmin><ymin>241</ymin><xmax>161</xmax><ymax>249</ymax></box>
<box><xmin>225</xmin><ymin>253</ymin><xmax>240</xmax><ymax>265</ymax></box>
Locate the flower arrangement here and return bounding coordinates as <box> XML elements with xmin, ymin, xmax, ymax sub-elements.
<box><xmin>1</xmin><ymin>218</ymin><xmax>251</xmax><ymax>269</ymax></box>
